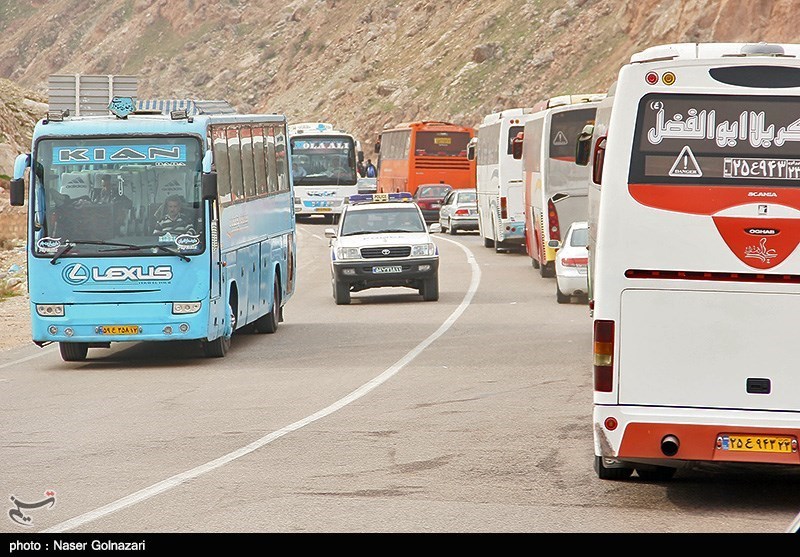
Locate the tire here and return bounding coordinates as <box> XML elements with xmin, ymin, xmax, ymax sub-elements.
<box><xmin>447</xmin><ymin>219</ymin><xmax>457</xmax><ymax>235</ymax></box>
<box><xmin>59</xmin><ymin>342</ymin><xmax>88</xmax><ymax>362</ymax></box>
<box><xmin>483</xmin><ymin>236</ymin><xmax>493</xmax><ymax>248</ymax></box>
<box><xmin>203</xmin><ymin>302</ymin><xmax>234</xmax><ymax>357</ymax></box>
<box><xmin>333</xmin><ymin>278</ymin><xmax>351</xmax><ymax>305</ymax></box>
<box><xmin>636</xmin><ymin>466</ymin><xmax>677</xmax><ymax>481</ymax></box>
<box><xmin>540</xmin><ymin>261</ymin><xmax>555</xmax><ymax>278</ymax></box>
<box><xmin>421</xmin><ymin>275</ymin><xmax>439</xmax><ymax>301</ymax></box>
<box><xmin>556</xmin><ymin>282</ymin><xmax>570</xmax><ymax>304</ymax></box>
<box><xmin>255</xmin><ymin>279</ymin><xmax>280</xmax><ymax>333</ymax></box>
<box><xmin>594</xmin><ymin>456</ymin><xmax>634</xmax><ymax>481</ymax></box>
<box><xmin>531</xmin><ymin>256</ymin><xmax>540</xmax><ymax>269</ymax></box>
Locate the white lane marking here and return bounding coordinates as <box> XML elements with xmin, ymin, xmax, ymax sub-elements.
<box><xmin>42</xmin><ymin>236</ymin><xmax>480</xmax><ymax>533</ymax></box>
<box><xmin>312</xmin><ymin>234</ymin><xmax>324</xmax><ymax>241</ymax></box>
<box><xmin>0</xmin><ymin>348</ymin><xmax>55</xmax><ymax>370</ymax></box>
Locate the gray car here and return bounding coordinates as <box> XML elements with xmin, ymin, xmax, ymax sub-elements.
<box><xmin>438</xmin><ymin>188</ymin><xmax>478</xmax><ymax>235</ymax></box>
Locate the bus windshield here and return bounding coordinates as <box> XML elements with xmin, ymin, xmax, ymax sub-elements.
<box><xmin>31</xmin><ymin>137</ymin><xmax>204</xmax><ymax>257</ymax></box>
<box><xmin>290</xmin><ymin>136</ymin><xmax>357</xmax><ymax>186</ymax></box>
<box><xmin>414</xmin><ymin>132</ymin><xmax>470</xmax><ymax>157</ymax></box>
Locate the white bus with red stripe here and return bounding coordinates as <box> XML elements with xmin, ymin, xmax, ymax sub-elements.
<box><xmin>579</xmin><ymin>43</ymin><xmax>800</xmax><ymax>481</ymax></box>
<box><xmin>520</xmin><ymin>95</ymin><xmax>604</xmax><ymax>277</ymax></box>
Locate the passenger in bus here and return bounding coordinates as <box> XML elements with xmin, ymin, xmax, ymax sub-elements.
<box><xmin>152</xmin><ymin>194</ymin><xmax>196</xmax><ymax>236</ymax></box>
<box><xmin>82</xmin><ymin>175</ymin><xmax>133</xmax><ymax>235</ymax></box>
<box><xmin>292</xmin><ymin>159</ymin><xmax>307</xmax><ymax>179</ymax></box>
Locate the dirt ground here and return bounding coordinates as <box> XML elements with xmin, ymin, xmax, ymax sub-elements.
<box><xmin>0</xmin><ymin>242</ymin><xmax>32</xmax><ymax>353</ymax></box>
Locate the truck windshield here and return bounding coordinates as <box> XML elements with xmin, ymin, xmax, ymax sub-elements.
<box><xmin>30</xmin><ymin>137</ymin><xmax>205</xmax><ymax>258</ymax></box>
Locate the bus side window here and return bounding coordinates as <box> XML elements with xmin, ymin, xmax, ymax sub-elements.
<box><xmin>592</xmin><ymin>137</ymin><xmax>607</xmax><ymax>186</ymax></box>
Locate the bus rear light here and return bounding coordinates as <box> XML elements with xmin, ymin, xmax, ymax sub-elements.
<box><xmin>500</xmin><ymin>197</ymin><xmax>508</xmax><ymax>220</ymax></box>
<box><xmin>645</xmin><ymin>71</ymin><xmax>659</xmax><ymax>85</ymax></box>
<box><xmin>604</xmin><ymin>417</ymin><xmax>618</xmax><ymax>431</ymax></box>
<box><xmin>593</xmin><ymin>319</ymin><xmax>615</xmax><ymax>392</ymax></box>
<box><xmin>547</xmin><ymin>198</ymin><xmax>560</xmax><ymax>241</ymax></box>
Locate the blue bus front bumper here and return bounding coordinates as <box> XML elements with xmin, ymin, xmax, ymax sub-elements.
<box><xmin>31</xmin><ymin>301</ymin><xmax>211</xmax><ymax>344</ymax></box>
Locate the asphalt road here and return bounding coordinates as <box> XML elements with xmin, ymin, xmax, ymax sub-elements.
<box><xmin>1</xmin><ymin>219</ymin><xmax>799</xmax><ymax>534</ymax></box>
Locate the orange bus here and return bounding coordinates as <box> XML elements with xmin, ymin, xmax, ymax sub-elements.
<box><xmin>375</xmin><ymin>121</ymin><xmax>476</xmax><ymax>196</ymax></box>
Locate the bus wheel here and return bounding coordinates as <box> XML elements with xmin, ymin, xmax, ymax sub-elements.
<box><xmin>256</xmin><ymin>279</ymin><xmax>281</xmax><ymax>334</ymax></box>
<box><xmin>594</xmin><ymin>456</ymin><xmax>634</xmax><ymax>481</ymax></box>
<box><xmin>540</xmin><ymin>261</ymin><xmax>555</xmax><ymax>278</ymax></box>
<box><xmin>483</xmin><ymin>236</ymin><xmax>493</xmax><ymax>248</ymax></box>
<box><xmin>203</xmin><ymin>303</ymin><xmax>234</xmax><ymax>357</ymax></box>
<box><xmin>59</xmin><ymin>342</ymin><xmax>88</xmax><ymax>362</ymax></box>
<box><xmin>531</xmin><ymin>256</ymin><xmax>540</xmax><ymax>269</ymax></box>
<box><xmin>333</xmin><ymin>278</ymin><xmax>351</xmax><ymax>305</ymax></box>
<box><xmin>635</xmin><ymin>465</ymin><xmax>677</xmax><ymax>482</ymax></box>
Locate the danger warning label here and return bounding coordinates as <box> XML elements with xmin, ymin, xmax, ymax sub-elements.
<box><xmin>553</xmin><ymin>131</ymin><xmax>569</xmax><ymax>146</ymax></box>
<box><xmin>669</xmin><ymin>145</ymin><xmax>702</xmax><ymax>177</ymax></box>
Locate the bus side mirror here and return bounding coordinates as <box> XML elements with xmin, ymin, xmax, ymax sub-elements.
<box><xmin>575</xmin><ymin>124</ymin><xmax>594</xmax><ymax>166</ymax></box>
<box><xmin>9</xmin><ymin>178</ymin><xmax>25</xmax><ymax>206</ymax></box>
<box><xmin>466</xmin><ymin>142</ymin><xmax>476</xmax><ymax>161</ymax></box>
<box><xmin>511</xmin><ymin>133</ymin><xmax>524</xmax><ymax>160</ymax></box>
<box><xmin>202</xmin><ymin>172</ymin><xmax>218</xmax><ymax>200</ymax></box>
<box><xmin>592</xmin><ymin>137</ymin><xmax>607</xmax><ymax>186</ymax></box>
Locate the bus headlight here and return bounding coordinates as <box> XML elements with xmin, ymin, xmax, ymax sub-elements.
<box><xmin>336</xmin><ymin>247</ymin><xmax>361</xmax><ymax>260</ymax></box>
<box><xmin>411</xmin><ymin>243</ymin><xmax>435</xmax><ymax>257</ymax></box>
<box><xmin>172</xmin><ymin>302</ymin><xmax>202</xmax><ymax>314</ymax></box>
<box><xmin>36</xmin><ymin>304</ymin><xmax>64</xmax><ymax>317</ymax></box>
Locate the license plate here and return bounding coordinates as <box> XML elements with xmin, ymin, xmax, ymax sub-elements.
<box><xmin>315</xmin><ymin>207</ymin><xmax>332</xmax><ymax>212</ymax></box>
<box><xmin>717</xmin><ymin>434</ymin><xmax>795</xmax><ymax>453</ymax></box>
<box><xmin>372</xmin><ymin>266</ymin><xmax>402</xmax><ymax>274</ymax></box>
<box><xmin>99</xmin><ymin>325</ymin><xmax>140</xmax><ymax>335</ymax></box>
<box><xmin>431</xmin><ymin>203</ymin><xmax>441</xmax><ymax>209</ymax></box>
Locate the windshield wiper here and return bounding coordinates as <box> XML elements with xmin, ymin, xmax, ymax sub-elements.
<box><xmin>98</xmin><ymin>243</ymin><xmax>191</xmax><ymax>262</ymax></box>
<box><xmin>341</xmin><ymin>230</ymin><xmax>378</xmax><ymax>236</ymax></box>
<box><xmin>50</xmin><ymin>240</ymin><xmax>138</xmax><ymax>265</ymax></box>
<box><xmin>379</xmin><ymin>229</ymin><xmax>423</xmax><ymax>233</ymax></box>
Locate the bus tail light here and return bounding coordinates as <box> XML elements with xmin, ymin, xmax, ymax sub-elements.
<box><xmin>593</xmin><ymin>319</ymin><xmax>614</xmax><ymax>392</ymax></box>
<box><xmin>547</xmin><ymin>198</ymin><xmax>560</xmax><ymax>241</ymax></box>
<box><xmin>500</xmin><ymin>197</ymin><xmax>508</xmax><ymax>220</ymax></box>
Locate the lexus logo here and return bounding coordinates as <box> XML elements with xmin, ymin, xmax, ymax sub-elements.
<box><xmin>381</xmin><ymin>249</ymin><xmax>391</xmax><ymax>256</ymax></box>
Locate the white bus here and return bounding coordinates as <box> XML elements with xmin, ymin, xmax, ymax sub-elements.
<box><xmin>289</xmin><ymin>122</ymin><xmax>363</xmax><ymax>223</ymax></box>
<box><xmin>576</xmin><ymin>42</ymin><xmax>800</xmax><ymax>481</ymax></box>
<box><xmin>471</xmin><ymin>108</ymin><xmax>534</xmax><ymax>252</ymax></box>
<box><xmin>518</xmin><ymin>95</ymin><xmax>604</xmax><ymax>277</ymax></box>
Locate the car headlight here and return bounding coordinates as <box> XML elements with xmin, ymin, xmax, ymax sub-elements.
<box><xmin>411</xmin><ymin>243</ymin><xmax>436</xmax><ymax>257</ymax></box>
<box><xmin>336</xmin><ymin>247</ymin><xmax>362</xmax><ymax>260</ymax></box>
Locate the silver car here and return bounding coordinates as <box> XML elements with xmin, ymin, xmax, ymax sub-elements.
<box><xmin>555</xmin><ymin>221</ymin><xmax>589</xmax><ymax>304</ymax></box>
<box><xmin>438</xmin><ymin>189</ymin><xmax>478</xmax><ymax>235</ymax></box>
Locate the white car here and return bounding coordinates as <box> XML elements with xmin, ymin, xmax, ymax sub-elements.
<box><xmin>325</xmin><ymin>193</ymin><xmax>439</xmax><ymax>305</ymax></box>
<box><xmin>555</xmin><ymin>221</ymin><xmax>589</xmax><ymax>304</ymax></box>
<box><xmin>438</xmin><ymin>188</ymin><xmax>478</xmax><ymax>235</ymax></box>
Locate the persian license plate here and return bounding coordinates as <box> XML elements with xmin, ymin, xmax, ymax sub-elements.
<box><xmin>315</xmin><ymin>207</ymin><xmax>332</xmax><ymax>212</ymax></box>
<box><xmin>372</xmin><ymin>266</ymin><xmax>402</xmax><ymax>274</ymax></box>
<box><xmin>99</xmin><ymin>325</ymin><xmax>140</xmax><ymax>335</ymax></box>
<box><xmin>717</xmin><ymin>434</ymin><xmax>795</xmax><ymax>453</ymax></box>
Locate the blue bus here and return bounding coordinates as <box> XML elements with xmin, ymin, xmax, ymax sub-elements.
<box><xmin>9</xmin><ymin>100</ymin><xmax>296</xmax><ymax>361</ymax></box>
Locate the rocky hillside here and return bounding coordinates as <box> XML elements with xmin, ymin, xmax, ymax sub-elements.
<box><xmin>0</xmin><ymin>0</ymin><xmax>798</xmax><ymax>174</ymax></box>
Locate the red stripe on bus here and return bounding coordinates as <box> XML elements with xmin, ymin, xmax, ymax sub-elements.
<box><xmin>628</xmin><ymin>183</ymin><xmax>800</xmax><ymax>215</ymax></box>
<box><xmin>625</xmin><ymin>269</ymin><xmax>800</xmax><ymax>283</ymax></box>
